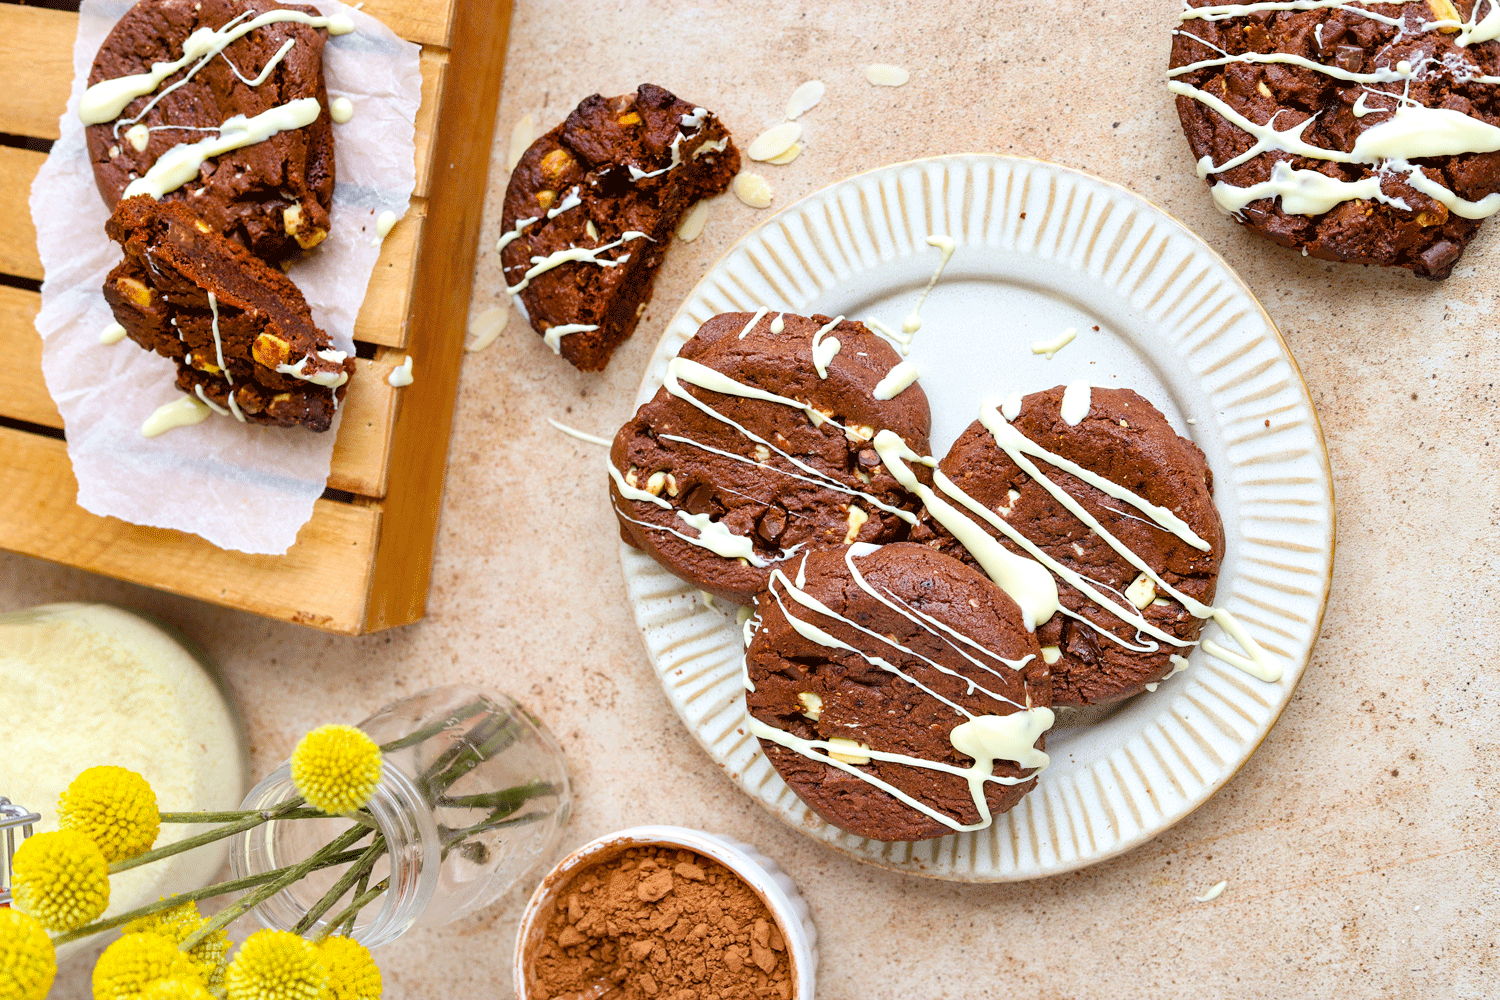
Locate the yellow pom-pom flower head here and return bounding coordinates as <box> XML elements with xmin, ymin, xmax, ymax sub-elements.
<box><xmin>58</xmin><ymin>765</ymin><xmax>160</xmax><ymax>863</ymax></box>
<box><xmin>290</xmin><ymin>725</ymin><xmax>383</xmax><ymax>815</ymax></box>
<box><xmin>125</xmin><ymin>900</ymin><xmax>230</xmax><ymax>991</ymax></box>
<box><xmin>92</xmin><ymin>932</ymin><xmax>200</xmax><ymax>1000</ymax></box>
<box><xmin>316</xmin><ymin>936</ymin><xmax>383</xmax><ymax>1000</ymax></box>
<box><xmin>11</xmin><ymin>829</ymin><xmax>110</xmax><ymax>932</ymax></box>
<box><xmin>0</xmin><ymin>908</ymin><xmax>56</xmax><ymax>1000</ymax></box>
<box><xmin>140</xmin><ymin>979</ymin><xmax>214</xmax><ymax>1000</ymax></box>
<box><xmin>225</xmin><ymin>930</ymin><xmax>327</xmax><ymax>1000</ymax></box>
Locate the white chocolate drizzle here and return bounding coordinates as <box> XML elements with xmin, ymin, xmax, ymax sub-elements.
<box><xmin>329</xmin><ymin>97</ymin><xmax>354</xmax><ymax>124</ymax></box>
<box><xmin>275</xmin><ymin>348</ymin><xmax>349</xmax><ymax>389</ymax></box>
<box><xmin>100</xmin><ymin>322</ymin><xmax>127</xmax><ymax>345</ymax></box>
<box><xmin>902</xmin><ymin>235</ymin><xmax>956</xmax><ymax>335</ymax></box>
<box><xmin>219</xmin><ymin>37</ymin><xmax>295</xmax><ymax>88</ymax></box>
<box><xmin>192</xmin><ymin>383</ymin><xmax>229</xmax><ymax>416</ymax></box>
<box><xmin>1059</xmin><ymin>380</ymin><xmax>1090</xmax><ymax>426</ymax></box>
<box><xmin>769</xmin><ymin>313</ymin><xmax>786</xmax><ymax>334</ymax></box>
<box><xmin>629</xmin><ymin>134</ymin><xmax>684</xmax><ymax>181</ymax></box>
<box><xmin>81</xmin><ymin>8</ymin><xmax>353</xmax><ymax>128</ymax></box>
<box><xmin>141</xmin><ymin>396</ymin><xmax>210</xmax><ymax>437</ymax></box>
<box><xmin>543</xmin><ymin>323</ymin><xmax>598</xmax><ymax>354</ymax></box>
<box><xmin>546</xmin><ymin>186</ymin><xmax>582</xmax><ymax>219</ymax></box>
<box><xmin>388</xmin><ymin>355</ymin><xmax>414</xmax><ymax>387</ymax></box>
<box><xmin>505</xmin><ymin>231</ymin><xmax>648</xmax><ymax>294</ymax></box>
<box><xmin>123</xmin><ymin>99</ymin><xmax>323</xmax><ymax>200</ymax></box>
<box><xmin>864</xmin><ymin>315</ymin><xmax>912</xmax><ymax>355</ymax></box>
<box><xmin>547</xmin><ymin>418</ymin><xmax>610</xmax><ymax>447</ymax></box>
<box><xmin>873</xmin><ymin>429</ymin><xmax>1059</xmax><ymax>630</ymax></box>
<box><xmin>495</xmin><ymin>216</ymin><xmax>539</xmax><ymax>253</ymax></box>
<box><xmin>872</xmin><ymin>360</ymin><xmax>920</xmax><ymax>400</ymax></box>
<box><xmin>1031</xmin><ymin>327</ymin><xmax>1076</xmax><ymax>360</ymax></box>
<box><xmin>207</xmin><ymin>293</ymin><xmax>229</xmax><ymax>383</ymax></box>
<box><xmin>737</xmin><ymin>307</ymin><xmax>770</xmax><ymax>340</ymax></box>
<box><xmin>810</xmin><ymin>315</ymin><xmax>844</xmax><ymax>378</ymax></box>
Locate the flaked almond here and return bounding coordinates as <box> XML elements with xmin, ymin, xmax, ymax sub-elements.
<box><xmin>747</xmin><ymin>121</ymin><xmax>802</xmax><ymax>162</ymax></box>
<box><xmin>733</xmin><ymin>172</ymin><xmax>774</xmax><ymax>209</ymax></box>
<box><xmin>676</xmin><ymin>199</ymin><xmax>711</xmax><ymax>242</ymax></box>
<box><xmin>766</xmin><ymin>143</ymin><xmax>803</xmax><ymax>165</ymax></box>
<box><xmin>866</xmin><ymin>63</ymin><xmax>910</xmax><ymax>87</ymax></box>
<box><xmin>785</xmin><ymin>79</ymin><xmax>825</xmax><ymax>120</ymax></box>
<box><xmin>466</xmin><ymin>305</ymin><xmax>509</xmax><ymax>353</ymax></box>
<box><xmin>507</xmin><ymin>113</ymin><xmax>535</xmax><ymax>171</ymax></box>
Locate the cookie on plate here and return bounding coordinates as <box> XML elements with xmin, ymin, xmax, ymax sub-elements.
<box><xmin>104</xmin><ymin>195</ymin><xmax>354</xmax><ymax>432</ymax></box>
<box><xmin>912</xmin><ymin>385</ymin><xmax>1224</xmax><ymax>706</ymax></box>
<box><xmin>745</xmin><ymin>542</ymin><xmax>1051</xmax><ymax>843</ymax></box>
<box><xmin>1169</xmin><ymin>0</ymin><xmax>1500</xmax><ymax>278</ymax></box>
<box><xmin>501</xmin><ymin>83</ymin><xmax>739</xmax><ymax>371</ymax></box>
<box><xmin>85</xmin><ymin>0</ymin><xmax>337</xmax><ymax>264</ymax></box>
<box><xmin>610</xmin><ymin>310</ymin><xmax>932</xmax><ymax>605</ymax></box>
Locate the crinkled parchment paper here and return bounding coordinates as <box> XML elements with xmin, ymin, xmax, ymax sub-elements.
<box><xmin>28</xmin><ymin>0</ymin><xmax>420</xmax><ymax>554</ymax></box>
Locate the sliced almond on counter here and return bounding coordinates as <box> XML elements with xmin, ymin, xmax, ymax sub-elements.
<box><xmin>747</xmin><ymin>121</ymin><xmax>803</xmax><ymax>162</ymax></box>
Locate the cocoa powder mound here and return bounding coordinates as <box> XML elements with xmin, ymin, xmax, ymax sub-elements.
<box><xmin>527</xmin><ymin>844</ymin><xmax>793</xmax><ymax>1000</ymax></box>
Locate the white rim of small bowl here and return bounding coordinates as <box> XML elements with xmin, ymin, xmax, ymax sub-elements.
<box><xmin>513</xmin><ymin>825</ymin><xmax>818</xmax><ymax>1000</ymax></box>
<box><xmin>620</xmin><ymin>153</ymin><xmax>1336</xmax><ymax>880</ymax></box>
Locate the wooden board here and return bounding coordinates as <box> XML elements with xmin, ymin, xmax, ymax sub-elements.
<box><xmin>0</xmin><ymin>0</ymin><xmax>512</xmax><ymax>634</ymax></box>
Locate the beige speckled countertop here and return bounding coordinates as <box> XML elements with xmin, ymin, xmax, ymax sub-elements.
<box><xmin>12</xmin><ymin>1</ymin><xmax>1499</xmax><ymax>996</ymax></box>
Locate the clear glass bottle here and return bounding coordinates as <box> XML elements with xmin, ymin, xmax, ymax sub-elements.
<box><xmin>230</xmin><ymin>685</ymin><xmax>572</xmax><ymax>946</ymax></box>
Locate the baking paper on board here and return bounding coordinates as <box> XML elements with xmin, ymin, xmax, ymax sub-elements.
<box><xmin>28</xmin><ymin>0</ymin><xmax>420</xmax><ymax>554</ymax></box>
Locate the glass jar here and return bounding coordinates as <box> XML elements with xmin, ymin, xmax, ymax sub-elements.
<box><xmin>230</xmin><ymin>685</ymin><xmax>572</xmax><ymax>946</ymax></box>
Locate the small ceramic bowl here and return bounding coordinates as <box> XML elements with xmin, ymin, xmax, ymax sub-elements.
<box><xmin>514</xmin><ymin>825</ymin><xmax>818</xmax><ymax>999</ymax></box>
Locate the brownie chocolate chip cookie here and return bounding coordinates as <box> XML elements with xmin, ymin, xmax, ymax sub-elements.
<box><xmin>501</xmin><ymin>84</ymin><xmax>739</xmax><ymax>371</ymax></box>
<box><xmin>610</xmin><ymin>311</ymin><xmax>932</xmax><ymax>605</ymax></box>
<box><xmin>1170</xmin><ymin>0</ymin><xmax>1500</xmax><ymax>278</ymax></box>
<box><xmin>745</xmin><ymin>543</ymin><xmax>1051</xmax><ymax>843</ymax></box>
<box><xmin>86</xmin><ymin>0</ymin><xmax>337</xmax><ymax>264</ymax></box>
<box><xmin>105</xmin><ymin>195</ymin><xmax>354</xmax><ymax>432</ymax></box>
<box><xmin>913</xmin><ymin>385</ymin><xmax>1224</xmax><ymax>706</ymax></box>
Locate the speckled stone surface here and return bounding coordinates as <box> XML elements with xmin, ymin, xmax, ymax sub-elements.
<box><xmin>9</xmin><ymin>2</ymin><xmax>1499</xmax><ymax>996</ymax></box>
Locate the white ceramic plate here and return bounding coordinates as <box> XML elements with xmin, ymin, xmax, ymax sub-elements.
<box><xmin>620</xmin><ymin>155</ymin><xmax>1335</xmax><ymax>881</ymax></box>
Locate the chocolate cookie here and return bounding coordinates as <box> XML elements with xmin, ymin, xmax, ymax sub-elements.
<box><xmin>1170</xmin><ymin>0</ymin><xmax>1500</xmax><ymax>278</ymax></box>
<box><xmin>501</xmin><ymin>83</ymin><xmax>739</xmax><ymax>371</ymax></box>
<box><xmin>610</xmin><ymin>310</ymin><xmax>932</xmax><ymax>605</ymax></box>
<box><xmin>745</xmin><ymin>543</ymin><xmax>1051</xmax><ymax>843</ymax></box>
<box><xmin>913</xmin><ymin>385</ymin><xmax>1224</xmax><ymax>706</ymax></box>
<box><xmin>86</xmin><ymin>0</ymin><xmax>337</xmax><ymax>264</ymax></box>
<box><xmin>104</xmin><ymin>195</ymin><xmax>354</xmax><ymax>432</ymax></box>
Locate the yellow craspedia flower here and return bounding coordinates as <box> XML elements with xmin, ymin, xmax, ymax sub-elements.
<box><xmin>290</xmin><ymin>725</ymin><xmax>382</xmax><ymax>815</ymax></box>
<box><xmin>316</xmin><ymin>936</ymin><xmax>382</xmax><ymax>1000</ymax></box>
<box><xmin>11</xmin><ymin>829</ymin><xmax>110</xmax><ymax>931</ymax></box>
<box><xmin>139</xmin><ymin>978</ymin><xmax>213</xmax><ymax>1000</ymax></box>
<box><xmin>92</xmin><ymin>932</ymin><xmax>200</xmax><ymax>1000</ymax></box>
<box><xmin>58</xmin><ymin>765</ymin><xmax>161</xmax><ymax>863</ymax></box>
<box><xmin>0</xmin><ymin>908</ymin><xmax>56</xmax><ymax>1000</ymax></box>
<box><xmin>225</xmin><ymin>930</ymin><xmax>326</xmax><ymax>1000</ymax></box>
<box><xmin>124</xmin><ymin>900</ymin><xmax>230</xmax><ymax>991</ymax></box>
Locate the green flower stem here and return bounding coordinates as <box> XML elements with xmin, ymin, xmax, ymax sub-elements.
<box><xmin>290</xmin><ymin>836</ymin><xmax>387</xmax><ymax>936</ymax></box>
<box><xmin>48</xmin><ymin>844</ymin><xmax>372</xmax><ymax>945</ymax></box>
<box><xmin>434</xmin><ymin>780</ymin><xmax>558</xmax><ymax>810</ymax></box>
<box><xmin>110</xmin><ymin>798</ymin><xmax>308</xmax><ymax>874</ymax></box>
<box><xmin>375</xmin><ymin>699</ymin><xmax>490</xmax><ymax>755</ymax></box>
<box><xmin>158</xmin><ymin>808</ymin><xmax>326</xmax><ymax>824</ymax></box>
<box><xmin>312</xmin><ymin>877</ymin><xmax>389</xmax><ymax>945</ymax></box>
<box><xmin>180</xmin><ymin>823</ymin><xmax>371</xmax><ymax>951</ymax></box>
<box><xmin>341</xmin><ymin>869</ymin><xmax>372</xmax><ymax>937</ymax></box>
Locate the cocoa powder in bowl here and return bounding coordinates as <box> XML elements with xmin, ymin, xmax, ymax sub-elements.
<box><xmin>525</xmin><ymin>843</ymin><xmax>794</xmax><ymax>1000</ymax></box>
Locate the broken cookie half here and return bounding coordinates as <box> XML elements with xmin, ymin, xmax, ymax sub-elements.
<box><xmin>104</xmin><ymin>195</ymin><xmax>354</xmax><ymax>432</ymax></box>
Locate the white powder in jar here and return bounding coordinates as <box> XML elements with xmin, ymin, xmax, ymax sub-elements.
<box><xmin>0</xmin><ymin>603</ymin><xmax>247</xmax><ymax>959</ymax></box>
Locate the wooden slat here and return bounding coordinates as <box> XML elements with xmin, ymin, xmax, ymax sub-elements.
<box><xmin>363</xmin><ymin>0</ymin><xmax>511</xmax><ymax>630</ymax></box>
<box><xmin>0</xmin><ymin>147</ymin><xmax>44</xmax><ymax>281</ymax></box>
<box><xmin>413</xmin><ymin>49</ymin><xmax>447</xmax><ymax>198</ymax></box>
<box><xmin>0</xmin><ymin>287</ymin><xmax>59</xmax><ymax>426</ymax></box>
<box><xmin>0</xmin><ymin>286</ymin><xmax>400</xmax><ymax>498</ymax></box>
<box><xmin>0</xmin><ymin>427</ymin><xmax>381</xmax><ymax>634</ymax></box>
<box><xmin>358</xmin><ymin>0</ymin><xmax>455</xmax><ymax>48</ymax></box>
<box><xmin>353</xmin><ymin>196</ymin><xmax>426</xmax><ymax>348</ymax></box>
<box><xmin>0</xmin><ymin>5</ymin><xmax>72</xmax><ymax>141</ymax></box>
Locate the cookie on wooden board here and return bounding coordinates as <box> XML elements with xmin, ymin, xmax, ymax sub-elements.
<box><xmin>104</xmin><ymin>195</ymin><xmax>354</xmax><ymax>432</ymax></box>
<box><xmin>501</xmin><ymin>83</ymin><xmax>738</xmax><ymax>371</ymax></box>
<box><xmin>85</xmin><ymin>0</ymin><xmax>337</xmax><ymax>264</ymax></box>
